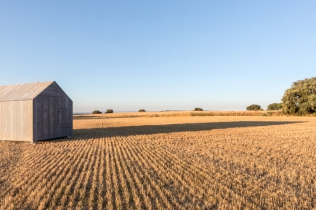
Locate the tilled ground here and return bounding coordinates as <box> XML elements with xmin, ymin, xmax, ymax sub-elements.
<box><xmin>0</xmin><ymin>116</ymin><xmax>316</xmax><ymax>209</ymax></box>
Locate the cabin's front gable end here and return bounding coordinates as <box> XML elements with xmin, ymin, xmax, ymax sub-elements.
<box><xmin>33</xmin><ymin>82</ymin><xmax>73</xmax><ymax>141</ymax></box>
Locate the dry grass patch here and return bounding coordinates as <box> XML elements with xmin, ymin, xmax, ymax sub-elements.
<box><xmin>74</xmin><ymin>110</ymin><xmax>283</xmax><ymax>119</ymax></box>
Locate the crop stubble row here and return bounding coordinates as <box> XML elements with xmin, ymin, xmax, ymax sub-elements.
<box><xmin>0</xmin><ymin>116</ymin><xmax>316</xmax><ymax>209</ymax></box>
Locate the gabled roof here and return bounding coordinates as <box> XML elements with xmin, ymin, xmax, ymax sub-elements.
<box><xmin>0</xmin><ymin>81</ymin><xmax>55</xmax><ymax>101</ymax></box>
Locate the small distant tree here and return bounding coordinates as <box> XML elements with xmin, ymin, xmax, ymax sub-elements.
<box><xmin>139</xmin><ymin>109</ymin><xmax>146</xmax><ymax>112</ymax></box>
<box><xmin>194</xmin><ymin>107</ymin><xmax>204</xmax><ymax>111</ymax></box>
<box><xmin>246</xmin><ymin>104</ymin><xmax>262</xmax><ymax>111</ymax></box>
<box><xmin>267</xmin><ymin>103</ymin><xmax>283</xmax><ymax>110</ymax></box>
<box><xmin>92</xmin><ymin>110</ymin><xmax>102</xmax><ymax>114</ymax></box>
<box><xmin>105</xmin><ymin>109</ymin><xmax>113</xmax><ymax>113</ymax></box>
<box><xmin>282</xmin><ymin>77</ymin><xmax>316</xmax><ymax>115</ymax></box>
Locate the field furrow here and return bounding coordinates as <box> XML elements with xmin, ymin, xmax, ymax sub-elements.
<box><xmin>1</xmin><ymin>116</ymin><xmax>316</xmax><ymax>209</ymax></box>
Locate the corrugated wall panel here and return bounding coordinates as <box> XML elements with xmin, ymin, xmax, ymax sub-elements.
<box><xmin>0</xmin><ymin>102</ymin><xmax>2</xmax><ymax>140</ymax></box>
<box><xmin>33</xmin><ymin>83</ymin><xmax>73</xmax><ymax>141</ymax></box>
<box><xmin>34</xmin><ymin>97</ymin><xmax>41</xmax><ymax>140</ymax></box>
<box><xmin>1</xmin><ymin>101</ymin><xmax>17</xmax><ymax>140</ymax></box>
<box><xmin>15</xmin><ymin>101</ymin><xmax>23</xmax><ymax>140</ymax></box>
<box><xmin>59</xmin><ymin>96</ymin><xmax>73</xmax><ymax>137</ymax></box>
<box><xmin>68</xmin><ymin>98</ymin><xmax>73</xmax><ymax>137</ymax></box>
<box><xmin>15</xmin><ymin>100</ymin><xmax>32</xmax><ymax>141</ymax></box>
<box><xmin>34</xmin><ymin>96</ymin><xmax>49</xmax><ymax>140</ymax></box>
<box><xmin>0</xmin><ymin>101</ymin><xmax>32</xmax><ymax>142</ymax></box>
<box><xmin>48</xmin><ymin>97</ymin><xmax>59</xmax><ymax>138</ymax></box>
<box><xmin>34</xmin><ymin>96</ymin><xmax>72</xmax><ymax>141</ymax></box>
<box><xmin>42</xmin><ymin>96</ymin><xmax>49</xmax><ymax>138</ymax></box>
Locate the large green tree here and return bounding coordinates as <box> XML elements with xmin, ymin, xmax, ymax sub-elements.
<box><xmin>282</xmin><ymin>77</ymin><xmax>316</xmax><ymax>114</ymax></box>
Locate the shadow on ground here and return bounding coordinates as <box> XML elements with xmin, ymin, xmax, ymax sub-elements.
<box><xmin>47</xmin><ymin>121</ymin><xmax>304</xmax><ymax>142</ymax></box>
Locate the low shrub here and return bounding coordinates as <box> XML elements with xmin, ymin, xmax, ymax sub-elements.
<box><xmin>139</xmin><ymin>109</ymin><xmax>146</xmax><ymax>112</ymax></box>
<box><xmin>194</xmin><ymin>108</ymin><xmax>204</xmax><ymax>111</ymax></box>
<box><xmin>92</xmin><ymin>110</ymin><xmax>102</xmax><ymax>114</ymax></box>
<box><xmin>267</xmin><ymin>112</ymin><xmax>273</xmax><ymax>116</ymax></box>
<box><xmin>105</xmin><ymin>109</ymin><xmax>113</xmax><ymax>113</ymax></box>
<box><xmin>246</xmin><ymin>104</ymin><xmax>263</xmax><ymax>111</ymax></box>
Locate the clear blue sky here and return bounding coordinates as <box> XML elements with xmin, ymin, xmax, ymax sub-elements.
<box><xmin>1</xmin><ymin>1</ymin><xmax>315</xmax><ymax>112</ymax></box>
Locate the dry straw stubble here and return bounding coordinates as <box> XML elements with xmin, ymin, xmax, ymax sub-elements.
<box><xmin>0</xmin><ymin>116</ymin><xmax>316</xmax><ymax>209</ymax></box>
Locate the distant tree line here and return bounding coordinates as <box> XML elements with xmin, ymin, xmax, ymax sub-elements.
<box><xmin>92</xmin><ymin>109</ymin><xmax>113</xmax><ymax>114</ymax></box>
<box><xmin>94</xmin><ymin>77</ymin><xmax>316</xmax><ymax>116</ymax></box>
<box><xmin>92</xmin><ymin>109</ymin><xmax>148</xmax><ymax>114</ymax></box>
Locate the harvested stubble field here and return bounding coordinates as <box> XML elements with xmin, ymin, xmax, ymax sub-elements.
<box><xmin>1</xmin><ymin>115</ymin><xmax>316</xmax><ymax>209</ymax></box>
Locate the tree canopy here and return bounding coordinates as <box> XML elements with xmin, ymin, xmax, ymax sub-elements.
<box><xmin>267</xmin><ymin>103</ymin><xmax>282</xmax><ymax>111</ymax></box>
<box><xmin>92</xmin><ymin>110</ymin><xmax>102</xmax><ymax>114</ymax></box>
<box><xmin>246</xmin><ymin>104</ymin><xmax>262</xmax><ymax>111</ymax></box>
<box><xmin>282</xmin><ymin>77</ymin><xmax>316</xmax><ymax>115</ymax></box>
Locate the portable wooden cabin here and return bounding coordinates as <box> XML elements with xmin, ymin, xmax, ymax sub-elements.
<box><xmin>0</xmin><ymin>81</ymin><xmax>73</xmax><ymax>143</ymax></box>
